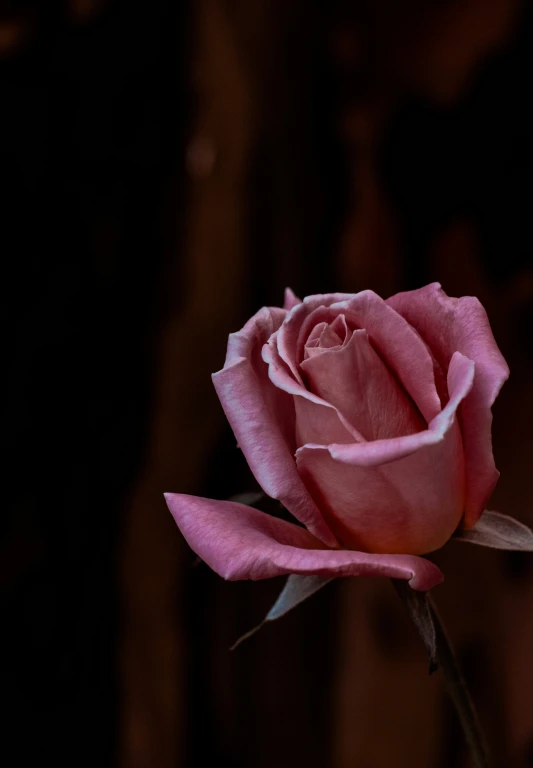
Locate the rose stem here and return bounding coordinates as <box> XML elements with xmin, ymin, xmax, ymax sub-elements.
<box><xmin>428</xmin><ymin>594</ymin><xmax>492</xmax><ymax>768</ymax></box>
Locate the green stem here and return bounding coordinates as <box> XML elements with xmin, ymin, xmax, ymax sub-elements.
<box><xmin>428</xmin><ymin>595</ymin><xmax>491</xmax><ymax>768</ymax></box>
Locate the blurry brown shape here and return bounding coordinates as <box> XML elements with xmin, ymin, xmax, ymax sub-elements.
<box><xmin>0</xmin><ymin>13</ymin><xmax>33</xmax><ymax>56</ymax></box>
<box><xmin>67</xmin><ymin>0</ymin><xmax>107</xmax><ymax>24</ymax></box>
<box><xmin>186</xmin><ymin>135</ymin><xmax>217</xmax><ymax>179</ymax></box>
<box><xmin>338</xmin><ymin>104</ymin><xmax>401</xmax><ymax>296</ymax></box>
<box><xmin>395</xmin><ymin>0</ymin><xmax>523</xmax><ymax>105</ymax></box>
<box><xmin>119</xmin><ymin>0</ymin><xmax>253</xmax><ymax>765</ymax></box>
<box><xmin>331</xmin><ymin>0</ymin><xmax>522</xmax><ymax>105</ymax></box>
<box><xmin>335</xmin><ymin>0</ymin><xmax>524</xmax><ymax>290</ymax></box>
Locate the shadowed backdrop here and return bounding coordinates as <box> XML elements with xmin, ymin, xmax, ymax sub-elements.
<box><xmin>2</xmin><ymin>1</ymin><xmax>532</xmax><ymax>766</ymax></box>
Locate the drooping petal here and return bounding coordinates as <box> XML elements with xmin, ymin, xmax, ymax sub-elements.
<box><xmin>296</xmin><ymin>353</ymin><xmax>475</xmax><ymax>554</ymax></box>
<box><xmin>213</xmin><ymin>306</ymin><xmax>337</xmax><ymax>546</ymax></box>
<box><xmin>164</xmin><ymin>493</ymin><xmax>444</xmax><ymax>591</ymax></box>
<box><xmin>453</xmin><ymin>509</ymin><xmax>533</xmax><ymax>550</ymax></box>
<box><xmin>387</xmin><ymin>283</ymin><xmax>509</xmax><ymax>528</ymax></box>
<box><xmin>301</xmin><ymin>329</ymin><xmax>425</xmax><ymax>441</ymax></box>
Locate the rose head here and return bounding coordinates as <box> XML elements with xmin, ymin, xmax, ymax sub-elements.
<box><xmin>166</xmin><ymin>284</ymin><xmax>511</xmax><ymax>592</ymax></box>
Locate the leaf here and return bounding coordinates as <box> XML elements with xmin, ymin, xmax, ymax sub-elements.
<box><xmin>228</xmin><ymin>491</ymin><xmax>267</xmax><ymax>507</ymax></box>
<box><xmin>231</xmin><ymin>574</ymin><xmax>333</xmax><ymax>649</ymax></box>
<box><xmin>453</xmin><ymin>509</ymin><xmax>533</xmax><ymax>551</ymax></box>
<box><xmin>393</xmin><ymin>579</ymin><xmax>438</xmax><ymax>673</ymax></box>
<box><xmin>266</xmin><ymin>574</ymin><xmax>334</xmax><ymax>620</ymax></box>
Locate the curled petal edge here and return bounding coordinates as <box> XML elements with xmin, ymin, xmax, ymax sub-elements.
<box><xmin>296</xmin><ymin>351</ymin><xmax>475</xmax><ymax>467</ymax></box>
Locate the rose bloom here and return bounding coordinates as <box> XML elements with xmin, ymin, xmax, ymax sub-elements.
<box><xmin>166</xmin><ymin>284</ymin><xmax>509</xmax><ymax>591</ymax></box>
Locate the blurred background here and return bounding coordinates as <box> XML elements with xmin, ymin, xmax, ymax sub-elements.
<box><xmin>2</xmin><ymin>0</ymin><xmax>533</xmax><ymax>766</ymax></box>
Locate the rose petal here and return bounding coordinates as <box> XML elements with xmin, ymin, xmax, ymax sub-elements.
<box><xmin>293</xmin><ymin>395</ymin><xmax>358</xmax><ymax>446</ymax></box>
<box><xmin>262</xmin><ymin>338</ymin><xmax>365</xmax><ymax>445</ymax></box>
<box><xmin>306</xmin><ymin>321</ymin><xmax>329</xmax><ymax>347</ymax></box>
<box><xmin>335</xmin><ymin>291</ymin><xmax>442</xmax><ymax>424</ymax></box>
<box><xmin>303</xmin><ymin>322</ymin><xmax>343</xmax><ymax>359</ymax></box>
<box><xmin>283</xmin><ymin>287</ymin><xmax>302</xmax><ymax>311</ymax></box>
<box><xmin>317</xmin><ymin>323</ymin><xmax>343</xmax><ymax>349</ymax></box>
<box><xmin>296</xmin><ymin>353</ymin><xmax>474</xmax><ymax>554</ymax></box>
<box><xmin>304</xmin><ymin>320</ymin><xmax>353</xmax><ymax>358</ymax></box>
<box><xmin>296</xmin><ymin>304</ymin><xmax>354</xmax><ymax>366</ymax></box>
<box><xmin>307</xmin><ymin>351</ymin><xmax>474</xmax><ymax>467</ymax></box>
<box><xmin>277</xmin><ymin>293</ymin><xmax>354</xmax><ymax>384</ymax></box>
<box><xmin>164</xmin><ymin>493</ymin><xmax>445</xmax><ymax>591</ymax></box>
<box><xmin>213</xmin><ymin>306</ymin><xmax>337</xmax><ymax>546</ymax></box>
<box><xmin>330</xmin><ymin>313</ymin><xmax>350</xmax><ymax>344</ymax></box>
<box><xmin>453</xmin><ymin>509</ymin><xmax>533</xmax><ymax>550</ymax></box>
<box><xmin>387</xmin><ymin>283</ymin><xmax>509</xmax><ymax>528</ymax></box>
<box><xmin>301</xmin><ymin>328</ymin><xmax>425</xmax><ymax>441</ymax></box>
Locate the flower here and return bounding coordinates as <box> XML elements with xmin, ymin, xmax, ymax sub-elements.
<box><xmin>165</xmin><ymin>284</ymin><xmax>513</xmax><ymax>592</ymax></box>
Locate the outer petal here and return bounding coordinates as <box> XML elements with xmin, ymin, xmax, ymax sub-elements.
<box><xmin>296</xmin><ymin>353</ymin><xmax>475</xmax><ymax>554</ymax></box>
<box><xmin>164</xmin><ymin>493</ymin><xmax>444</xmax><ymax>591</ymax></box>
<box><xmin>387</xmin><ymin>283</ymin><xmax>509</xmax><ymax>528</ymax></box>
<box><xmin>283</xmin><ymin>287</ymin><xmax>302</xmax><ymax>310</ymax></box>
<box><xmin>213</xmin><ymin>306</ymin><xmax>337</xmax><ymax>546</ymax></box>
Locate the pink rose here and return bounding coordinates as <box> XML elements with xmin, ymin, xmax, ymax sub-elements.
<box><xmin>166</xmin><ymin>284</ymin><xmax>511</xmax><ymax>592</ymax></box>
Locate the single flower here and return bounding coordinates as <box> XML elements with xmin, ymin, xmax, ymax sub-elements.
<box><xmin>166</xmin><ymin>284</ymin><xmax>532</xmax><ymax>603</ymax></box>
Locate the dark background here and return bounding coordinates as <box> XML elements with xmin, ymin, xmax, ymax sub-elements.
<box><xmin>2</xmin><ymin>1</ymin><xmax>533</xmax><ymax>766</ymax></box>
